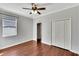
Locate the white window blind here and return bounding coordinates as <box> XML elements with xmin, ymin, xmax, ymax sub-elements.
<box><xmin>2</xmin><ymin>15</ymin><xmax>17</xmax><ymax>37</ymax></box>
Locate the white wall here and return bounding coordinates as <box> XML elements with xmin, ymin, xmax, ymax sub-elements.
<box><xmin>33</xmin><ymin>17</ymin><xmax>52</xmax><ymax>45</ymax></box>
<box><xmin>33</xmin><ymin>5</ymin><xmax>79</xmax><ymax>54</ymax></box>
<box><xmin>0</xmin><ymin>10</ymin><xmax>33</xmax><ymax>49</ymax></box>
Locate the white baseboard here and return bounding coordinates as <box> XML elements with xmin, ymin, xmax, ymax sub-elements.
<box><xmin>0</xmin><ymin>39</ymin><xmax>32</xmax><ymax>50</ymax></box>
<box><xmin>70</xmin><ymin>50</ymin><xmax>79</xmax><ymax>54</ymax></box>
<box><xmin>41</xmin><ymin>41</ymin><xmax>79</xmax><ymax>55</ymax></box>
<box><xmin>42</xmin><ymin>41</ymin><xmax>51</xmax><ymax>45</ymax></box>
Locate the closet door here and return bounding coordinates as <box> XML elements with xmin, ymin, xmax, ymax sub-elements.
<box><xmin>64</xmin><ymin>19</ymin><xmax>71</xmax><ymax>50</ymax></box>
<box><xmin>55</xmin><ymin>20</ymin><xmax>64</xmax><ymax>48</ymax></box>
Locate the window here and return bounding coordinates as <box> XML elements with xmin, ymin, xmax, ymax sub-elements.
<box><xmin>2</xmin><ymin>15</ymin><xmax>17</xmax><ymax>37</ymax></box>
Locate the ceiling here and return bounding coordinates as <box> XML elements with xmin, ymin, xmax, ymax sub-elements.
<box><xmin>0</xmin><ymin>3</ymin><xmax>79</xmax><ymax>19</ymax></box>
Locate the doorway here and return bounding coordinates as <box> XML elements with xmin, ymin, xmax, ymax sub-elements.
<box><xmin>37</xmin><ymin>23</ymin><xmax>42</xmax><ymax>44</ymax></box>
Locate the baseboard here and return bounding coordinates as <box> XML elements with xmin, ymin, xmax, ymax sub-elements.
<box><xmin>40</xmin><ymin>40</ymin><xmax>79</xmax><ymax>55</ymax></box>
<box><xmin>0</xmin><ymin>39</ymin><xmax>32</xmax><ymax>50</ymax></box>
<box><xmin>70</xmin><ymin>50</ymin><xmax>79</xmax><ymax>55</ymax></box>
<box><xmin>51</xmin><ymin>45</ymin><xmax>79</xmax><ymax>55</ymax></box>
<box><xmin>42</xmin><ymin>41</ymin><xmax>51</xmax><ymax>45</ymax></box>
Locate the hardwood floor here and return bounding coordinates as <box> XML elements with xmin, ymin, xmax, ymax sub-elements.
<box><xmin>0</xmin><ymin>40</ymin><xmax>78</xmax><ymax>56</ymax></box>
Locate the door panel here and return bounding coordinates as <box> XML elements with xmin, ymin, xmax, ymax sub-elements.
<box><xmin>54</xmin><ymin>19</ymin><xmax>71</xmax><ymax>49</ymax></box>
<box><xmin>64</xmin><ymin>19</ymin><xmax>71</xmax><ymax>50</ymax></box>
<box><xmin>55</xmin><ymin>21</ymin><xmax>64</xmax><ymax>48</ymax></box>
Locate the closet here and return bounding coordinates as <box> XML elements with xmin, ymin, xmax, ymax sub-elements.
<box><xmin>52</xmin><ymin>18</ymin><xmax>71</xmax><ymax>50</ymax></box>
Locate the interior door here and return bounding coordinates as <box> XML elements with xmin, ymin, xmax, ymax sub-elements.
<box><xmin>55</xmin><ymin>19</ymin><xmax>71</xmax><ymax>49</ymax></box>
<box><xmin>55</xmin><ymin>20</ymin><xmax>64</xmax><ymax>48</ymax></box>
<box><xmin>64</xmin><ymin>19</ymin><xmax>71</xmax><ymax>50</ymax></box>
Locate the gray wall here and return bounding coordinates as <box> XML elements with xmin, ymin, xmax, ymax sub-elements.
<box><xmin>33</xmin><ymin>17</ymin><xmax>52</xmax><ymax>45</ymax></box>
<box><xmin>0</xmin><ymin>11</ymin><xmax>33</xmax><ymax>49</ymax></box>
<box><xmin>33</xmin><ymin>5</ymin><xmax>79</xmax><ymax>53</ymax></box>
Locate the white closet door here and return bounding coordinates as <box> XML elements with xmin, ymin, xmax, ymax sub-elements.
<box><xmin>64</xmin><ymin>19</ymin><xmax>71</xmax><ymax>50</ymax></box>
<box><xmin>55</xmin><ymin>21</ymin><xmax>64</xmax><ymax>48</ymax></box>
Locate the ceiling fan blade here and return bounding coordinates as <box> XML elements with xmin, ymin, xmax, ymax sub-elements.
<box><xmin>37</xmin><ymin>8</ymin><xmax>46</xmax><ymax>10</ymax></box>
<box><xmin>37</xmin><ymin>11</ymin><xmax>41</xmax><ymax>14</ymax></box>
<box><xmin>22</xmin><ymin>8</ymin><xmax>32</xmax><ymax>10</ymax></box>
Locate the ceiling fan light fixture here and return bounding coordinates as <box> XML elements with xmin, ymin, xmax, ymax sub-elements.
<box><xmin>22</xmin><ymin>3</ymin><xmax>46</xmax><ymax>15</ymax></box>
<box><xmin>31</xmin><ymin>10</ymin><xmax>37</xmax><ymax>14</ymax></box>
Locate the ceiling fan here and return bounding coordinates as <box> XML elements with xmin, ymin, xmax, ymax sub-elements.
<box><xmin>22</xmin><ymin>3</ymin><xmax>46</xmax><ymax>15</ymax></box>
